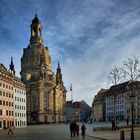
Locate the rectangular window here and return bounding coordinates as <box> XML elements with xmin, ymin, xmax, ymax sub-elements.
<box><xmin>3</xmin><ymin>91</ymin><xmax>5</xmax><ymax>96</ymax></box>
<box><xmin>0</xmin><ymin>100</ymin><xmax>2</xmax><ymax>105</ymax></box>
<box><xmin>3</xmin><ymin>101</ymin><xmax>5</xmax><ymax>106</ymax></box>
<box><xmin>3</xmin><ymin>84</ymin><xmax>5</xmax><ymax>88</ymax></box>
<box><xmin>6</xmin><ymin>101</ymin><xmax>8</xmax><ymax>106</ymax></box>
<box><xmin>6</xmin><ymin>110</ymin><xmax>8</xmax><ymax>115</ymax></box>
<box><xmin>6</xmin><ymin>85</ymin><xmax>8</xmax><ymax>89</ymax></box>
<box><xmin>9</xmin><ymin>111</ymin><xmax>11</xmax><ymax>116</ymax></box>
<box><xmin>0</xmin><ymin>91</ymin><xmax>2</xmax><ymax>96</ymax></box>
<box><xmin>6</xmin><ymin>92</ymin><xmax>8</xmax><ymax>97</ymax></box>
<box><xmin>0</xmin><ymin>110</ymin><xmax>2</xmax><ymax>115</ymax></box>
<box><xmin>0</xmin><ymin>83</ymin><xmax>2</xmax><ymax>86</ymax></box>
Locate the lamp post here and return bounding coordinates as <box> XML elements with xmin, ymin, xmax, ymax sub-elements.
<box><xmin>130</xmin><ymin>90</ymin><xmax>135</xmax><ymax>140</ymax></box>
<box><xmin>126</xmin><ymin>81</ymin><xmax>136</xmax><ymax>140</ymax></box>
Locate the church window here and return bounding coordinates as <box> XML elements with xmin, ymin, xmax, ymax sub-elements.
<box><xmin>38</xmin><ymin>28</ymin><xmax>41</xmax><ymax>36</ymax></box>
<box><xmin>32</xmin><ymin>27</ymin><xmax>37</xmax><ymax>36</ymax></box>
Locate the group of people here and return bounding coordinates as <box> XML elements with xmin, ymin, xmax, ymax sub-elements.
<box><xmin>70</xmin><ymin>121</ymin><xmax>86</xmax><ymax>138</ymax></box>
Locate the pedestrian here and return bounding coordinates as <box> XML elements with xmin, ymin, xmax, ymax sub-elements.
<box><xmin>115</xmin><ymin>120</ymin><xmax>119</xmax><ymax>130</ymax></box>
<box><xmin>76</xmin><ymin>123</ymin><xmax>80</xmax><ymax>137</ymax></box>
<box><xmin>81</xmin><ymin>123</ymin><xmax>86</xmax><ymax>139</ymax></box>
<box><xmin>73</xmin><ymin>121</ymin><xmax>77</xmax><ymax>137</ymax></box>
<box><xmin>7</xmin><ymin>125</ymin><xmax>14</xmax><ymax>135</ymax></box>
<box><xmin>70</xmin><ymin>122</ymin><xmax>74</xmax><ymax>137</ymax></box>
<box><xmin>111</xmin><ymin>118</ymin><xmax>115</xmax><ymax>131</ymax></box>
<box><xmin>126</xmin><ymin>117</ymin><xmax>129</xmax><ymax>126</ymax></box>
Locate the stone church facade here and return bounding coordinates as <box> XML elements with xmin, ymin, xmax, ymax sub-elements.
<box><xmin>20</xmin><ymin>14</ymin><xmax>66</xmax><ymax>124</ymax></box>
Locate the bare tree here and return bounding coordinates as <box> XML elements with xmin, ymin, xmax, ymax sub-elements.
<box><xmin>123</xmin><ymin>57</ymin><xmax>140</xmax><ymax>81</ymax></box>
<box><xmin>108</xmin><ymin>66</ymin><xmax>125</xmax><ymax>86</ymax></box>
<box><xmin>123</xmin><ymin>57</ymin><xmax>140</xmax><ymax>138</ymax></box>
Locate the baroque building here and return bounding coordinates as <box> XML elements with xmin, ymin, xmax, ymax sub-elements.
<box><xmin>20</xmin><ymin>14</ymin><xmax>66</xmax><ymax>124</ymax></box>
<box><xmin>0</xmin><ymin>63</ymin><xmax>14</xmax><ymax>129</ymax></box>
<box><xmin>0</xmin><ymin>58</ymin><xmax>26</xmax><ymax>129</ymax></box>
<box><xmin>92</xmin><ymin>89</ymin><xmax>107</xmax><ymax>121</ymax></box>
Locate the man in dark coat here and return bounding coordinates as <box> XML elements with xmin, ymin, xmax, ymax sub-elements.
<box><xmin>81</xmin><ymin>123</ymin><xmax>86</xmax><ymax>138</ymax></box>
<box><xmin>70</xmin><ymin>122</ymin><xmax>74</xmax><ymax>137</ymax></box>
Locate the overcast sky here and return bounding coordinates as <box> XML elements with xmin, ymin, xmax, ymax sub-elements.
<box><xmin>0</xmin><ymin>0</ymin><xmax>140</xmax><ymax>106</ymax></box>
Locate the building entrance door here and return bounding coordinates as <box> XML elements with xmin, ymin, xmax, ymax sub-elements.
<box><xmin>3</xmin><ymin>120</ymin><xmax>6</xmax><ymax>129</ymax></box>
<box><xmin>45</xmin><ymin>116</ymin><xmax>48</xmax><ymax>123</ymax></box>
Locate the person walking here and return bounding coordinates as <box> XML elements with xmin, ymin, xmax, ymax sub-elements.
<box><xmin>73</xmin><ymin>121</ymin><xmax>77</xmax><ymax>137</ymax></box>
<box><xmin>70</xmin><ymin>122</ymin><xmax>74</xmax><ymax>137</ymax></box>
<box><xmin>126</xmin><ymin>116</ymin><xmax>129</xmax><ymax>126</ymax></box>
<box><xmin>7</xmin><ymin>125</ymin><xmax>14</xmax><ymax>135</ymax></box>
<box><xmin>111</xmin><ymin>118</ymin><xmax>115</xmax><ymax>131</ymax></box>
<box><xmin>115</xmin><ymin>120</ymin><xmax>119</xmax><ymax>130</ymax></box>
<box><xmin>81</xmin><ymin>123</ymin><xmax>86</xmax><ymax>139</ymax></box>
<box><xmin>76</xmin><ymin>123</ymin><xmax>80</xmax><ymax>137</ymax></box>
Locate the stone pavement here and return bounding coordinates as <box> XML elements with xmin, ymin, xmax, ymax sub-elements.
<box><xmin>0</xmin><ymin>124</ymin><xmax>140</xmax><ymax>140</ymax></box>
<box><xmin>0</xmin><ymin>124</ymin><xmax>99</xmax><ymax>140</ymax></box>
<box><xmin>86</xmin><ymin>124</ymin><xmax>140</xmax><ymax>140</ymax></box>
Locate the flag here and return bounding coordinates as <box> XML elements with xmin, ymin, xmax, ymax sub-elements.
<box><xmin>70</xmin><ymin>84</ymin><xmax>72</xmax><ymax>91</ymax></box>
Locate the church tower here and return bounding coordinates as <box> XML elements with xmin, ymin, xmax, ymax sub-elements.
<box><xmin>56</xmin><ymin>62</ymin><xmax>63</xmax><ymax>85</ymax></box>
<box><xmin>20</xmin><ymin>14</ymin><xmax>66</xmax><ymax>124</ymax></box>
<box><xmin>9</xmin><ymin>57</ymin><xmax>15</xmax><ymax>75</ymax></box>
<box><xmin>53</xmin><ymin>62</ymin><xmax>66</xmax><ymax>122</ymax></box>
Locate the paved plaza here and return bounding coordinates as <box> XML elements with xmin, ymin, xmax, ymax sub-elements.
<box><xmin>0</xmin><ymin>123</ymin><xmax>140</xmax><ymax>140</ymax></box>
<box><xmin>0</xmin><ymin>124</ymin><xmax>100</xmax><ymax>140</ymax></box>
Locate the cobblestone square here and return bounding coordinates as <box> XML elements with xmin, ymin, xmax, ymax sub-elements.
<box><xmin>0</xmin><ymin>124</ymin><xmax>99</xmax><ymax>140</ymax></box>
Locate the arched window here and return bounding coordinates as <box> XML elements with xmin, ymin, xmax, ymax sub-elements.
<box><xmin>32</xmin><ymin>27</ymin><xmax>37</xmax><ymax>36</ymax></box>
<box><xmin>38</xmin><ymin>28</ymin><xmax>41</xmax><ymax>36</ymax></box>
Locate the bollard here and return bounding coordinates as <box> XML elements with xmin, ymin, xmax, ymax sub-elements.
<box><xmin>120</xmin><ymin>130</ymin><xmax>125</xmax><ymax>140</ymax></box>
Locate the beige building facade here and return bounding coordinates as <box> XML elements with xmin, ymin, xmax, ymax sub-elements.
<box><xmin>0</xmin><ymin>64</ymin><xmax>14</xmax><ymax>128</ymax></box>
<box><xmin>0</xmin><ymin>58</ymin><xmax>27</xmax><ymax>129</ymax></box>
<box><xmin>20</xmin><ymin>14</ymin><xmax>66</xmax><ymax>124</ymax></box>
<box><xmin>92</xmin><ymin>89</ymin><xmax>107</xmax><ymax>121</ymax></box>
<box><xmin>125</xmin><ymin>81</ymin><xmax>140</xmax><ymax>123</ymax></box>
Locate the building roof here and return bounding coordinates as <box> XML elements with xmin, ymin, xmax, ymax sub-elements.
<box><xmin>66</xmin><ymin>101</ymin><xmax>73</xmax><ymax>107</ymax></box>
<box><xmin>107</xmin><ymin>81</ymin><xmax>129</xmax><ymax>96</ymax></box>
<box><xmin>93</xmin><ymin>89</ymin><xmax>108</xmax><ymax>103</ymax></box>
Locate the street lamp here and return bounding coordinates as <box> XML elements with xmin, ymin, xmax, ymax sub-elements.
<box><xmin>126</xmin><ymin>81</ymin><xmax>136</xmax><ymax>140</ymax></box>
<box><xmin>130</xmin><ymin>90</ymin><xmax>135</xmax><ymax>140</ymax></box>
